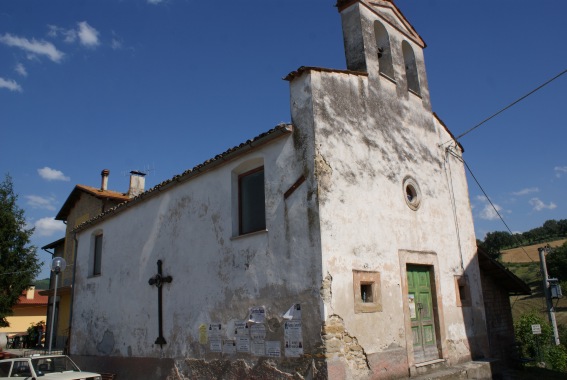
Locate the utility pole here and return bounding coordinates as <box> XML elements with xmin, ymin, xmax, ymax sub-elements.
<box><xmin>538</xmin><ymin>247</ymin><xmax>560</xmax><ymax>345</ymax></box>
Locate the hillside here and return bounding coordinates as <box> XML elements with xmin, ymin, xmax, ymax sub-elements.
<box><xmin>500</xmin><ymin>239</ymin><xmax>567</xmax><ymax>327</ymax></box>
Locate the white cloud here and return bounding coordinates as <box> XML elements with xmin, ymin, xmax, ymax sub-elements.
<box><xmin>529</xmin><ymin>197</ymin><xmax>557</xmax><ymax>211</ymax></box>
<box><xmin>34</xmin><ymin>217</ymin><xmax>65</xmax><ymax>237</ymax></box>
<box><xmin>555</xmin><ymin>166</ymin><xmax>567</xmax><ymax>178</ymax></box>
<box><xmin>77</xmin><ymin>21</ymin><xmax>100</xmax><ymax>47</ymax></box>
<box><xmin>512</xmin><ymin>187</ymin><xmax>539</xmax><ymax>196</ymax></box>
<box><xmin>25</xmin><ymin>195</ymin><xmax>57</xmax><ymax>211</ymax></box>
<box><xmin>0</xmin><ymin>33</ymin><xmax>64</xmax><ymax>63</ymax></box>
<box><xmin>38</xmin><ymin>167</ymin><xmax>70</xmax><ymax>181</ymax></box>
<box><xmin>111</xmin><ymin>38</ymin><xmax>122</xmax><ymax>50</ymax></box>
<box><xmin>147</xmin><ymin>0</ymin><xmax>165</xmax><ymax>4</ymax></box>
<box><xmin>479</xmin><ymin>203</ymin><xmax>502</xmax><ymax>220</ymax></box>
<box><xmin>475</xmin><ymin>195</ymin><xmax>505</xmax><ymax>220</ymax></box>
<box><xmin>14</xmin><ymin>63</ymin><xmax>27</xmax><ymax>77</ymax></box>
<box><xmin>0</xmin><ymin>77</ymin><xmax>22</xmax><ymax>92</ymax></box>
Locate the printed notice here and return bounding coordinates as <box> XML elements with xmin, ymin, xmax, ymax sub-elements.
<box><xmin>234</xmin><ymin>321</ymin><xmax>249</xmax><ymax>336</ymax></box>
<box><xmin>408</xmin><ymin>294</ymin><xmax>416</xmax><ymax>319</ymax></box>
<box><xmin>249</xmin><ymin>306</ymin><xmax>266</xmax><ymax>323</ymax></box>
<box><xmin>236</xmin><ymin>336</ymin><xmax>250</xmax><ymax>353</ymax></box>
<box><xmin>223</xmin><ymin>339</ymin><xmax>237</xmax><ymax>354</ymax></box>
<box><xmin>266</xmin><ymin>341</ymin><xmax>281</xmax><ymax>357</ymax></box>
<box><xmin>210</xmin><ymin>337</ymin><xmax>222</xmax><ymax>352</ymax></box>
<box><xmin>284</xmin><ymin>321</ymin><xmax>304</xmax><ymax>357</ymax></box>
<box><xmin>250</xmin><ymin>323</ymin><xmax>266</xmax><ymax>340</ymax></box>
<box><xmin>250</xmin><ymin>340</ymin><xmax>265</xmax><ymax>356</ymax></box>
<box><xmin>282</xmin><ymin>303</ymin><xmax>302</xmax><ymax>320</ymax></box>
<box><xmin>209</xmin><ymin>323</ymin><xmax>222</xmax><ymax>337</ymax></box>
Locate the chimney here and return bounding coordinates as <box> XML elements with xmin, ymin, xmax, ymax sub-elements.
<box><xmin>101</xmin><ymin>169</ymin><xmax>110</xmax><ymax>191</ymax></box>
<box><xmin>128</xmin><ymin>171</ymin><xmax>146</xmax><ymax>198</ymax></box>
<box><xmin>26</xmin><ymin>286</ymin><xmax>35</xmax><ymax>300</ymax></box>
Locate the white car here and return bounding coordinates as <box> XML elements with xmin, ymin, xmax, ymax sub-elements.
<box><xmin>0</xmin><ymin>354</ymin><xmax>102</xmax><ymax>379</ymax></box>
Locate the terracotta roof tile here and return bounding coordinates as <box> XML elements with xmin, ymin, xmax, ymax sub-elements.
<box><xmin>16</xmin><ymin>290</ymin><xmax>48</xmax><ymax>306</ymax></box>
<box><xmin>74</xmin><ymin>123</ymin><xmax>293</xmax><ymax>232</ymax></box>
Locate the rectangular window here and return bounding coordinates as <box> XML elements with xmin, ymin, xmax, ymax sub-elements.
<box><xmin>93</xmin><ymin>234</ymin><xmax>103</xmax><ymax>276</ymax></box>
<box><xmin>238</xmin><ymin>167</ymin><xmax>266</xmax><ymax>235</ymax></box>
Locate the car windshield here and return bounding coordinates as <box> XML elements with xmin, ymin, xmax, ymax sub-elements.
<box><xmin>31</xmin><ymin>356</ymin><xmax>80</xmax><ymax>373</ymax></box>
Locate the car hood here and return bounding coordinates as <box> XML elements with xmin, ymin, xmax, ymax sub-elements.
<box><xmin>43</xmin><ymin>371</ymin><xmax>101</xmax><ymax>379</ymax></box>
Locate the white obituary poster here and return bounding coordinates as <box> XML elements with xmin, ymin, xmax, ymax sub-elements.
<box><xmin>265</xmin><ymin>341</ymin><xmax>281</xmax><ymax>357</ymax></box>
<box><xmin>223</xmin><ymin>339</ymin><xmax>237</xmax><ymax>355</ymax></box>
<box><xmin>233</xmin><ymin>321</ymin><xmax>248</xmax><ymax>336</ymax></box>
<box><xmin>250</xmin><ymin>340</ymin><xmax>265</xmax><ymax>356</ymax></box>
<box><xmin>210</xmin><ymin>337</ymin><xmax>222</xmax><ymax>352</ymax></box>
<box><xmin>282</xmin><ymin>303</ymin><xmax>302</xmax><ymax>320</ymax></box>
<box><xmin>236</xmin><ymin>336</ymin><xmax>250</xmax><ymax>353</ymax></box>
<box><xmin>284</xmin><ymin>320</ymin><xmax>304</xmax><ymax>357</ymax></box>
<box><xmin>250</xmin><ymin>323</ymin><xmax>266</xmax><ymax>341</ymax></box>
<box><xmin>249</xmin><ymin>306</ymin><xmax>266</xmax><ymax>323</ymax></box>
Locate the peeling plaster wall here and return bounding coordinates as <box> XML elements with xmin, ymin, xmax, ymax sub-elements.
<box><xmin>292</xmin><ymin>2</ymin><xmax>489</xmax><ymax>377</ymax></box>
<box><xmin>71</xmin><ymin>133</ymin><xmax>325</xmax><ymax>373</ymax></box>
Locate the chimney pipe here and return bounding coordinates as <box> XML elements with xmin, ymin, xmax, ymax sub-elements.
<box><xmin>26</xmin><ymin>286</ymin><xmax>35</xmax><ymax>300</ymax></box>
<box><xmin>101</xmin><ymin>169</ymin><xmax>110</xmax><ymax>191</ymax></box>
<box><xmin>128</xmin><ymin>171</ymin><xmax>146</xmax><ymax>198</ymax></box>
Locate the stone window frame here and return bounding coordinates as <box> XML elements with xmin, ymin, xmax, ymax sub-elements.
<box><xmin>353</xmin><ymin>270</ymin><xmax>382</xmax><ymax>313</ymax></box>
<box><xmin>454</xmin><ymin>275</ymin><xmax>471</xmax><ymax>307</ymax></box>
<box><xmin>403</xmin><ymin>176</ymin><xmax>421</xmax><ymax>211</ymax></box>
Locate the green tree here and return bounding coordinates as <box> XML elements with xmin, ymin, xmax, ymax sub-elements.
<box><xmin>546</xmin><ymin>242</ymin><xmax>567</xmax><ymax>290</ymax></box>
<box><xmin>0</xmin><ymin>174</ymin><xmax>41</xmax><ymax>327</ymax></box>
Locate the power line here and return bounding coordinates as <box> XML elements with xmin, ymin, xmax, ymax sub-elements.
<box><xmin>442</xmin><ymin>68</ymin><xmax>567</xmax><ymax>145</ymax></box>
<box><xmin>456</xmin><ymin>149</ymin><xmax>535</xmax><ymax>263</ymax></box>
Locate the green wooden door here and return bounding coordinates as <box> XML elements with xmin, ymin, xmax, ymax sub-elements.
<box><xmin>407</xmin><ymin>265</ymin><xmax>439</xmax><ymax>363</ymax></box>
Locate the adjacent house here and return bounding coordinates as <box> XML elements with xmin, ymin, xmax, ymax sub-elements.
<box><xmin>69</xmin><ymin>1</ymin><xmax>502</xmax><ymax>378</ymax></box>
<box><xmin>0</xmin><ymin>287</ymin><xmax>47</xmax><ymax>348</ymax></box>
<box><xmin>41</xmin><ymin>170</ymin><xmax>142</xmax><ymax>350</ymax></box>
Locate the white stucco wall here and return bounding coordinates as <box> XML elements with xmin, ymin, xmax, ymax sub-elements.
<box><xmin>71</xmin><ymin>132</ymin><xmax>325</xmax><ymax>360</ymax></box>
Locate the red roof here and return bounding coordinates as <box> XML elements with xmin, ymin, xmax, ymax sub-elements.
<box><xmin>17</xmin><ymin>290</ymin><xmax>48</xmax><ymax>306</ymax></box>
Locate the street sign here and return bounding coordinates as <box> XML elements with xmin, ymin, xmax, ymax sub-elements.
<box><xmin>531</xmin><ymin>324</ymin><xmax>542</xmax><ymax>335</ymax></box>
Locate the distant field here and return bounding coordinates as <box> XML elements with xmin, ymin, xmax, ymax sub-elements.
<box><xmin>501</xmin><ymin>239</ymin><xmax>567</xmax><ymax>263</ymax></box>
<box><xmin>503</xmin><ymin>240</ymin><xmax>567</xmax><ymax>328</ymax></box>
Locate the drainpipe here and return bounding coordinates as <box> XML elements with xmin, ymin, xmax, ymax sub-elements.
<box><xmin>67</xmin><ymin>232</ymin><xmax>80</xmax><ymax>354</ymax></box>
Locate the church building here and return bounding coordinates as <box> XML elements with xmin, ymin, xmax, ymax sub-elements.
<box><xmin>69</xmin><ymin>1</ymin><xmax>494</xmax><ymax>378</ymax></box>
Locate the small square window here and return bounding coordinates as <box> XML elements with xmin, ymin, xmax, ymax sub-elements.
<box><xmin>353</xmin><ymin>270</ymin><xmax>382</xmax><ymax>313</ymax></box>
<box><xmin>238</xmin><ymin>167</ymin><xmax>266</xmax><ymax>235</ymax></box>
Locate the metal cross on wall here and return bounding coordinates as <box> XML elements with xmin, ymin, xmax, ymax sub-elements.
<box><xmin>148</xmin><ymin>259</ymin><xmax>173</xmax><ymax>348</ymax></box>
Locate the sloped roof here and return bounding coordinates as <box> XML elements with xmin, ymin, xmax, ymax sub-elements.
<box><xmin>16</xmin><ymin>290</ymin><xmax>48</xmax><ymax>306</ymax></box>
<box><xmin>478</xmin><ymin>249</ymin><xmax>531</xmax><ymax>295</ymax></box>
<box><xmin>55</xmin><ymin>184</ymin><xmax>130</xmax><ymax>221</ymax></box>
<box><xmin>73</xmin><ymin>124</ymin><xmax>293</xmax><ymax>233</ymax></box>
<box><xmin>336</xmin><ymin>0</ymin><xmax>426</xmax><ymax>48</ymax></box>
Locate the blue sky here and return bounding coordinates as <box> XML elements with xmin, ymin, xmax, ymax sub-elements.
<box><xmin>1</xmin><ymin>0</ymin><xmax>566</xmax><ymax>279</ymax></box>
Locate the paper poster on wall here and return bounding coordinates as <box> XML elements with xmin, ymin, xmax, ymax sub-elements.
<box><xmin>408</xmin><ymin>294</ymin><xmax>416</xmax><ymax>319</ymax></box>
<box><xmin>234</xmin><ymin>320</ymin><xmax>248</xmax><ymax>336</ymax></box>
<box><xmin>223</xmin><ymin>339</ymin><xmax>237</xmax><ymax>355</ymax></box>
<box><xmin>209</xmin><ymin>323</ymin><xmax>222</xmax><ymax>337</ymax></box>
<box><xmin>198</xmin><ymin>324</ymin><xmax>208</xmax><ymax>345</ymax></box>
<box><xmin>284</xmin><ymin>320</ymin><xmax>304</xmax><ymax>357</ymax></box>
<box><xmin>210</xmin><ymin>337</ymin><xmax>222</xmax><ymax>352</ymax></box>
<box><xmin>236</xmin><ymin>336</ymin><xmax>250</xmax><ymax>353</ymax></box>
<box><xmin>282</xmin><ymin>303</ymin><xmax>302</xmax><ymax>320</ymax></box>
<box><xmin>250</xmin><ymin>340</ymin><xmax>265</xmax><ymax>356</ymax></box>
<box><xmin>248</xmin><ymin>306</ymin><xmax>266</xmax><ymax>323</ymax></box>
<box><xmin>250</xmin><ymin>323</ymin><xmax>266</xmax><ymax>340</ymax></box>
<box><xmin>265</xmin><ymin>341</ymin><xmax>281</xmax><ymax>357</ymax></box>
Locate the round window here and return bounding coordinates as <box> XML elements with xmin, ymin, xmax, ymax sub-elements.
<box><xmin>403</xmin><ymin>177</ymin><xmax>421</xmax><ymax>210</ymax></box>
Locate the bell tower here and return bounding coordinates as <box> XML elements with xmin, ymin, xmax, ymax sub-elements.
<box><xmin>338</xmin><ymin>0</ymin><xmax>431</xmax><ymax>110</ymax></box>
